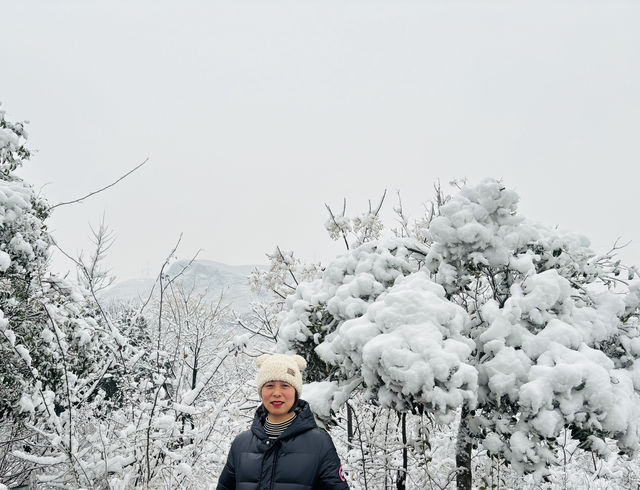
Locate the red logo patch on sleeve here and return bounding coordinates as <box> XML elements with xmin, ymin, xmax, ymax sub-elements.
<box><xmin>339</xmin><ymin>466</ymin><xmax>346</xmax><ymax>482</ymax></box>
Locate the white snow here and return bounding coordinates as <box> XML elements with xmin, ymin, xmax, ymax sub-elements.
<box><xmin>0</xmin><ymin>250</ymin><xmax>10</xmax><ymax>271</ymax></box>
<box><xmin>3</xmin><ymin>328</ymin><xmax>16</xmax><ymax>346</ymax></box>
<box><xmin>314</xmin><ymin>272</ymin><xmax>477</xmax><ymax>416</ymax></box>
<box><xmin>15</xmin><ymin>344</ymin><xmax>32</xmax><ymax>366</ymax></box>
<box><xmin>152</xmin><ymin>414</ymin><xmax>175</xmax><ymax>429</ymax></box>
<box><xmin>13</xmin><ymin>450</ymin><xmax>66</xmax><ymax>465</ymax></box>
<box><xmin>18</xmin><ymin>394</ymin><xmax>35</xmax><ymax>414</ymax></box>
<box><xmin>173</xmin><ymin>403</ymin><xmax>198</xmax><ymax>415</ymax></box>
<box><xmin>303</xmin><ymin>381</ymin><xmax>340</xmax><ymax>421</ymax></box>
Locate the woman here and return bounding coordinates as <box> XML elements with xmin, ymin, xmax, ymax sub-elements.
<box><xmin>216</xmin><ymin>353</ymin><xmax>349</xmax><ymax>490</ymax></box>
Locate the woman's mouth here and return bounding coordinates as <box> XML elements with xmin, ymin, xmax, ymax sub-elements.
<box><xmin>271</xmin><ymin>401</ymin><xmax>284</xmax><ymax>407</ymax></box>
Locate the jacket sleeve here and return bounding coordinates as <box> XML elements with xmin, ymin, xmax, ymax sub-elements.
<box><xmin>316</xmin><ymin>432</ymin><xmax>349</xmax><ymax>490</ymax></box>
<box><xmin>216</xmin><ymin>442</ymin><xmax>236</xmax><ymax>490</ymax></box>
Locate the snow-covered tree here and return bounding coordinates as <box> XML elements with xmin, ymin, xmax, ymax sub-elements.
<box><xmin>103</xmin><ymin>261</ymin><xmax>254</xmax><ymax>488</ymax></box>
<box><xmin>0</xmin><ymin>106</ymin><xmax>52</xmax><ymax>421</ymax></box>
<box><xmin>426</xmin><ymin>180</ymin><xmax>640</xmax><ymax>487</ymax></box>
<box><xmin>276</xmin><ymin>179</ymin><xmax>640</xmax><ymax>489</ymax></box>
<box><xmin>0</xmin><ymin>106</ymin><xmax>258</xmax><ymax>489</ymax></box>
<box><xmin>0</xmin><ymin>107</ymin><xmax>131</xmax><ymax>487</ymax></box>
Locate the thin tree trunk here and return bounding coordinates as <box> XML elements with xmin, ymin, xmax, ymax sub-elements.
<box><xmin>456</xmin><ymin>405</ymin><xmax>472</xmax><ymax>490</ymax></box>
<box><xmin>351</xmin><ymin>405</ymin><xmax>368</xmax><ymax>490</ymax></box>
<box><xmin>396</xmin><ymin>412</ymin><xmax>407</xmax><ymax>490</ymax></box>
<box><xmin>347</xmin><ymin>402</ymin><xmax>354</xmax><ymax>444</ymax></box>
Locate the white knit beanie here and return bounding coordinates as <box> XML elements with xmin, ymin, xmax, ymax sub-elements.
<box><xmin>256</xmin><ymin>353</ymin><xmax>307</xmax><ymax>397</ymax></box>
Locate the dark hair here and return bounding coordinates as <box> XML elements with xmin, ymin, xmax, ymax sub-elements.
<box><xmin>289</xmin><ymin>391</ymin><xmax>299</xmax><ymax>413</ymax></box>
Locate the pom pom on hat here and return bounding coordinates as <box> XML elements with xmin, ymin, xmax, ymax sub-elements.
<box><xmin>256</xmin><ymin>353</ymin><xmax>306</xmax><ymax>396</ymax></box>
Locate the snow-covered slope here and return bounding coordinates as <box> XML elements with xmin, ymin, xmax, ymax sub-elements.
<box><xmin>100</xmin><ymin>259</ymin><xmax>267</xmax><ymax>312</ymax></box>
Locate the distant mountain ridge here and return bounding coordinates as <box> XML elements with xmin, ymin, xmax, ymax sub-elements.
<box><xmin>100</xmin><ymin>259</ymin><xmax>268</xmax><ymax>312</ymax></box>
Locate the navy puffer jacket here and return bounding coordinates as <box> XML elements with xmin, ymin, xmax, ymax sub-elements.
<box><xmin>216</xmin><ymin>400</ymin><xmax>349</xmax><ymax>490</ymax></box>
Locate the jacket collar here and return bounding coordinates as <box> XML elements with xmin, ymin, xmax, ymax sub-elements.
<box><xmin>251</xmin><ymin>399</ymin><xmax>317</xmax><ymax>441</ymax></box>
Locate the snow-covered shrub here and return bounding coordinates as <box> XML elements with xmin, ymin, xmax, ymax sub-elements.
<box><xmin>277</xmin><ymin>178</ymin><xmax>640</xmax><ymax>487</ymax></box>
<box><xmin>315</xmin><ymin>272</ymin><xmax>477</xmax><ymax>419</ymax></box>
<box><xmin>278</xmin><ymin>238</ymin><xmax>425</xmax><ymax>384</ymax></box>
<box><xmin>425</xmin><ymin>179</ymin><xmax>640</xmax><ymax>479</ymax></box>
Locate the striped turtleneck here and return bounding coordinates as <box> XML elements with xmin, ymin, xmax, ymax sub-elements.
<box><xmin>264</xmin><ymin>413</ymin><xmax>297</xmax><ymax>439</ymax></box>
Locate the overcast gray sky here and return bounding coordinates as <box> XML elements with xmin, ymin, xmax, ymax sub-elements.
<box><xmin>4</xmin><ymin>0</ymin><xmax>639</xmax><ymax>281</ymax></box>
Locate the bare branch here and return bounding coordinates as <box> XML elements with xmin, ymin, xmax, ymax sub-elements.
<box><xmin>325</xmin><ymin>203</ymin><xmax>350</xmax><ymax>250</ymax></box>
<box><xmin>276</xmin><ymin>245</ymin><xmax>299</xmax><ymax>286</ymax></box>
<box><xmin>393</xmin><ymin>190</ymin><xmax>410</xmax><ymax>238</ymax></box>
<box><xmin>373</xmin><ymin>189</ymin><xmax>387</xmax><ymax>216</ymax></box>
<box><xmin>138</xmin><ymin>234</ymin><xmax>185</xmax><ymax>315</ymax></box>
<box><xmin>51</xmin><ymin>234</ymin><xmax>131</xmax><ymax>371</ymax></box>
<box><xmin>236</xmin><ymin>318</ymin><xmax>277</xmax><ymax>341</ymax></box>
<box><xmin>50</xmin><ymin>158</ymin><xmax>149</xmax><ymax>210</ymax></box>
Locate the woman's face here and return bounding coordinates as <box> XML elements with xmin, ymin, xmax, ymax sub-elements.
<box><xmin>261</xmin><ymin>380</ymin><xmax>295</xmax><ymax>421</ymax></box>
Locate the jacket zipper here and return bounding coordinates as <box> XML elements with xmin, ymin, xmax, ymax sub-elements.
<box><xmin>269</xmin><ymin>441</ymin><xmax>280</xmax><ymax>490</ymax></box>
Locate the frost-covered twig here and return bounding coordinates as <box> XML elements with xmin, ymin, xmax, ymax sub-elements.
<box><xmin>275</xmin><ymin>246</ymin><xmax>299</xmax><ymax>287</ymax></box>
<box><xmin>41</xmin><ymin>305</ymin><xmax>80</xmax><ymax>487</ymax></box>
<box><xmin>325</xmin><ymin>200</ymin><xmax>351</xmax><ymax>250</ymax></box>
<box><xmin>393</xmin><ymin>190</ymin><xmax>411</xmax><ymax>238</ymax></box>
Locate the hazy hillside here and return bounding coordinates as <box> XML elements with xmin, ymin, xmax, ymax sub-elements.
<box><xmin>100</xmin><ymin>259</ymin><xmax>268</xmax><ymax>312</ymax></box>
